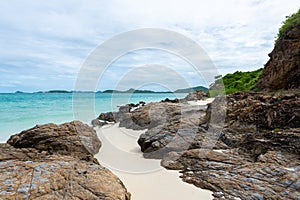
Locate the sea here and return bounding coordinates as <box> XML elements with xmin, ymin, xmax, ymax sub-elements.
<box><xmin>0</xmin><ymin>92</ymin><xmax>187</xmax><ymax>142</ymax></box>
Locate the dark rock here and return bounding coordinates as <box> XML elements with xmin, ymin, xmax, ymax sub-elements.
<box><xmin>93</xmin><ymin>102</ymin><xmax>147</xmax><ymax>127</ymax></box>
<box><xmin>214</xmin><ymin>92</ymin><xmax>300</xmax><ymax>148</ymax></box>
<box><xmin>98</xmin><ymin>112</ymin><xmax>115</xmax><ymax>122</ymax></box>
<box><xmin>160</xmin><ymin>98</ymin><xmax>180</xmax><ymax>103</ymax></box>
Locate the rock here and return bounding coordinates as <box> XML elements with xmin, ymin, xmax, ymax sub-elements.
<box><xmin>93</xmin><ymin>102</ymin><xmax>146</xmax><ymax>127</ymax></box>
<box><xmin>183</xmin><ymin>90</ymin><xmax>208</xmax><ymax>101</ymax></box>
<box><xmin>132</xmin><ymin>92</ymin><xmax>299</xmax><ymax>153</ymax></box>
<box><xmin>0</xmin><ymin>121</ymin><xmax>131</xmax><ymax>200</ymax></box>
<box><xmin>0</xmin><ymin>144</ymin><xmax>131</xmax><ymax>200</ymax></box>
<box><xmin>98</xmin><ymin>112</ymin><xmax>115</xmax><ymax>122</ymax></box>
<box><xmin>162</xmin><ymin>148</ymin><xmax>300</xmax><ymax>200</ymax></box>
<box><xmin>160</xmin><ymin>98</ymin><xmax>180</xmax><ymax>103</ymax></box>
<box><xmin>91</xmin><ymin>119</ymin><xmax>108</xmax><ymax>127</ymax></box>
<box><xmin>157</xmin><ymin>92</ymin><xmax>300</xmax><ymax>199</ymax></box>
<box><xmin>215</xmin><ymin>92</ymin><xmax>300</xmax><ymax>148</ymax></box>
<box><xmin>7</xmin><ymin>121</ymin><xmax>101</xmax><ymax>161</ymax></box>
<box><xmin>256</xmin><ymin>24</ymin><xmax>300</xmax><ymax>90</ymax></box>
<box><xmin>115</xmin><ymin>91</ymin><xmax>299</xmax><ymax>199</ymax></box>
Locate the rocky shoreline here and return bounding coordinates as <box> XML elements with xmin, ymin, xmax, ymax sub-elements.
<box><xmin>0</xmin><ymin>91</ymin><xmax>299</xmax><ymax>200</ymax></box>
<box><xmin>1</xmin><ymin>12</ymin><xmax>299</xmax><ymax>200</ymax></box>
<box><xmin>94</xmin><ymin>91</ymin><xmax>300</xmax><ymax>200</ymax></box>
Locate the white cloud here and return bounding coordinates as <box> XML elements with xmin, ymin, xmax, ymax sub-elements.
<box><xmin>0</xmin><ymin>0</ymin><xmax>299</xmax><ymax>92</ymax></box>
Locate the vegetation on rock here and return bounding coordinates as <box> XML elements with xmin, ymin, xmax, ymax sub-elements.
<box><xmin>277</xmin><ymin>8</ymin><xmax>300</xmax><ymax>41</ymax></box>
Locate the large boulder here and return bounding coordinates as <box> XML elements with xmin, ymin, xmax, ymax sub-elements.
<box><xmin>136</xmin><ymin>102</ymin><xmax>209</xmax><ymax>158</ymax></box>
<box><xmin>0</xmin><ymin>144</ymin><xmax>131</xmax><ymax>200</ymax></box>
<box><xmin>1</xmin><ymin>121</ymin><xmax>131</xmax><ymax>200</ymax></box>
<box><xmin>7</xmin><ymin>121</ymin><xmax>101</xmax><ymax>161</ymax></box>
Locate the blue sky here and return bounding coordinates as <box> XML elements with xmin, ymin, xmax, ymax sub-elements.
<box><xmin>0</xmin><ymin>0</ymin><xmax>299</xmax><ymax>92</ymax></box>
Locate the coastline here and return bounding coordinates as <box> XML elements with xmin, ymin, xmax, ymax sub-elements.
<box><xmin>94</xmin><ymin>123</ymin><xmax>213</xmax><ymax>200</ymax></box>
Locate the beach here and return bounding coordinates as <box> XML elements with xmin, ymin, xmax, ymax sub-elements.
<box><xmin>94</xmin><ymin>123</ymin><xmax>213</xmax><ymax>200</ymax></box>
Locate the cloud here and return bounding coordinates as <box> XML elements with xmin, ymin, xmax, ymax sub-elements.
<box><xmin>0</xmin><ymin>0</ymin><xmax>299</xmax><ymax>92</ymax></box>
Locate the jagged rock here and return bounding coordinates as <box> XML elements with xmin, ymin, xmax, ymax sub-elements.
<box><xmin>131</xmin><ymin>91</ymin><xmax>299</xmax><ymax>199</ymax></box>
<box><xmin>1</xmin><ymin>121</ymin><xmax>131</xmax><ymax>200</ymax></box>
<box><xmin>162</xmin><ymin>148</ymin><xmax>300</xmax><ymax>200</ymax></box>
<box><xmin>135</xmin><ymin>102</ymin><xmax>209</xmax><ymax>158</ymax></box>
<box><xmin>226</xmin><ymin>92</ymin><xmax>299</xmax><ymax>130</ymax></box>
<box><xmin>256</xmin><ymin>24</ymin><xmax>300</xmax><ymax>90</ymax></box>
<box><xmin>7</xmin><ymin>121</ymin><xmax>101</xmax><ymax>161</ymax></box>
<box><xmin>135</xmin><ymin>92</ymin><xmax>299</xmax><ymax>156</ymax></box>
<box><xmin>215</xmin><ymin>92</ymin><xmax>300</xmax><ymax>148</ymax></box>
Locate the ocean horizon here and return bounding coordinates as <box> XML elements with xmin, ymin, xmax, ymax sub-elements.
<box><xmin>0</xmin><ymin>92</ymin><xmax>187</xmax><ymax>142</ymax></box>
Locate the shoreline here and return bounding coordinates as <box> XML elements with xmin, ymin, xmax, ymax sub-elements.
<box><xmin>94</xmin><ymin>123</ymin><xmax>213</xmax><ymax>200</ymax></box>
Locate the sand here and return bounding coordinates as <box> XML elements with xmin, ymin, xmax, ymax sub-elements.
<box><xmin>187</xmin><ymin>98</ymin><xmax>215</xmax><ymax>106</ymax></box>
<box><xmin>94</xmin><ymin>123</ymin><xmax>213</xmax><ymax>200</ymax></box>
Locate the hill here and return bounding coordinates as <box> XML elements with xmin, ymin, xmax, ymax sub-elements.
<box><xmin>209</xmin><ymin>68</ymin><xmax>263</xmax><ymax>96</ymax></box>
<box><xmin>102</xmin><ymin>86</ymin><xmax>208</xmax><ymax>94</ymax></box>
<box><xmin>173</xmin><ymin>86</ymin><xmax>208</xmax><ymax>93</ymax></box>
<box><xmin>102</xmin><ymin>88</ymin><xmax>171</xmax><ymax>94</ymax></box>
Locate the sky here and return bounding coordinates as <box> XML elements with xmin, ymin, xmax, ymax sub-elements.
<box><xmin>0</xmin><ymin>0</ymin><xmax>299</xmax><ymax>92</ymax></box>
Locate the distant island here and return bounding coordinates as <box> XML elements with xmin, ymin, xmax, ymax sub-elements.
<box><xmin>45</xmin><ymin>90</ymin><xmax>72</xmax><ymax>93</ymax></box>
<box><xmin>102</xmin><ymin>86</ymin><xmax>208</xmax><ymax>94</ymax></box>
<box><xmin>13</xmin><ymin>86</ymin><xmax>208</xmax><ymax>94</ymax></box>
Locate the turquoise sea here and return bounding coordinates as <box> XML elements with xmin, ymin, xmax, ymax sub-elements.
<box><xmin>0</xmin><ymin>92</ymin><xmax>186</xmax><ymax>142</ymax></box>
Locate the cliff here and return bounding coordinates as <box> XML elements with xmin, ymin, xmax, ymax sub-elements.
<box><xmin>256</xmin><ymin>10</ymin><xmax>300</xmax><ymax>90</ymax></box>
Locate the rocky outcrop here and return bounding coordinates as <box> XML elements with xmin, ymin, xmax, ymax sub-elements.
<box><xmin>137</xmin><ymin>102</ymin><xmax>209</xmax><ymax>158</ymax></box>
<box><xmin>7</xmin><ymin>121</ymin><xmax>101</xmax><ymax>161</ymax></box>
<box><xmin>116</xmin><ymin>91</ymin><xmax>299</xmax><ymax>199</ymax></box>
<box><xmin>137</xmin><ymin>92</ymin><xmax>300</xmax><ymax>158</ymax></box>
<box><xmin>0</xmin><ymin>121</ymin><xmax>131</xmax><ymax>200</ymax></box>
<box><xmin>256</xmin><ymin>24</ymin><xmax>300</xmax><ymax>90</ymax></box>
<box><xmin>162</xmin><ymin>148</ymin><xmax>300</xmax><ymax>200</ymax></box>
<box><xmin>92</xmin><ymin>91</ymin><xmax>208</xmax><ymax>130</ymax></box>
<box><xmin>93</xmin><ymin>90</ymin><xmax>299</xmax><ymax>199</ymax></box>
<box><xmin>214</xmin><ymin>92</ymin><xmax>300</xmax><ymax>148</ymax></box>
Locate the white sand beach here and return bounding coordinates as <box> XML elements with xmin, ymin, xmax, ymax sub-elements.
<box><xmin>94</xmin><ymin>123</ymin><xmax>213</xmax><ymax>200</ymax></box>
<box><xmin>187</xmin><ymin>98</ymin><xmax>215</xmax><ymax>106</ymax></box>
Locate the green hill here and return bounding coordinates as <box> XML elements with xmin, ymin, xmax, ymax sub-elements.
<box><xmin>174</xmin><ymin>86</ymin><xmax>208</xmax><ymax>93</ymax></box>
<box><xmin>209</xmin><ymin>68</ymin><xmax>263</xmax><ymax>96</ymax></box>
